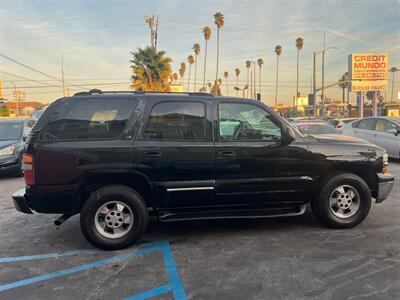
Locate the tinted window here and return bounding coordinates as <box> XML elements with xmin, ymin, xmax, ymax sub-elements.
<box><xmin>297</xmin><ymin>123</ymin><xmax>340</xmax><ymax>135</ymax></box>
<box><xmin>40</xmin><ymin>97</ymin><xmax>137</xmax><ymax>140</ymax></box>
<box><xmin>143</xmin><ymin>102</ymin><xmax>208</xmax><ymax>141</ymax></box>
<box><xmin>354</xmin><ymin>119</ymin><xmax>375</xmax><ymax>130</ymax></box>
<box><xmin>218</xmin><ymin>103</ymin><xmax>281</xmax><ymax>141</ymax></box>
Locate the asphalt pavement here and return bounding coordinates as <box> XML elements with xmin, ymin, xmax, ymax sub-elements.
<box><xmin>0</xmin><ymin>161</ymin><xmax>399</xmax><ymax>299</ymax></box>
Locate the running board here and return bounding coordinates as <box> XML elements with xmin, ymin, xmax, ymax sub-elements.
<box><xmin>158</xmin><ymin>205</ymin><xmax>306</xmax><ymax>222</ymax></box>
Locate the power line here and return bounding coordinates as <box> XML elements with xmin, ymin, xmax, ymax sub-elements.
<box><xmin>0</xmin><ymin>70</ymin><xmax>56</xmax><ymax>86</ymax></box>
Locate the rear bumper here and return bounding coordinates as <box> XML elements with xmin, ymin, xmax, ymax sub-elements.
<box><xmin>12</xmin><ymin>188</ymin><xmax>33</xmax><ymax>214</ymax></box>
<box><xmin>376</xmin><ymin>173</ymin><xmax>395</xmax><ymax>203</ymax></box>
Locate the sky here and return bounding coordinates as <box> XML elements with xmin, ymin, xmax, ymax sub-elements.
<box><xmin>0</xmin><ymin>0</ymin><xmax>399</xmax><ymax>105</ymax></box>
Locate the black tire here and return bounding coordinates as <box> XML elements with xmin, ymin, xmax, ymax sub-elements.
<box><xmin>310</xmin><ymin>173</ymin><xmax>371</xmax><ymax>228</ymax></box>
<box><xmin>80</xmin><ymin>185</ymin><xmax>149</xmax><ymax>250</ymax></box>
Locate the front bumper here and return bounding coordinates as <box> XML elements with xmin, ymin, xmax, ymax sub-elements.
<box><xmin>0</xmin><ymin>157</ymin><xmax>19</xmax><ymax>172</ymax></box>
<box><xmin>376</xmin><ymin>173</ymin><xmax>395</xmax><ymax>203</ymax></box>
<box><xmin>12</xmin><ymin>188</ymin><xmax>33</xmax><ymax>214</ymax></box>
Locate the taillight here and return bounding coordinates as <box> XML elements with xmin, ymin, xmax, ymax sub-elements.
<box><xmin>337</xmin><ymin>125</ymin><xmax>343</xmax><ymax>129</ymax></box>
<box><xmin>23</xmin><ymin>154</ymin><xmax>35</xmax><ymax>185</ymax></box>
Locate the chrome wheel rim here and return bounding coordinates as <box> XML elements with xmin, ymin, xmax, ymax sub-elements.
<box><xmin>329</xmin><ymin>185</ymin><xmax>360</xmax><ymax>219</ymax></box>
<box><xmin>94</xmin><ymin>201</ymin><xmax>134</xmax><ymax>239</ymax></box>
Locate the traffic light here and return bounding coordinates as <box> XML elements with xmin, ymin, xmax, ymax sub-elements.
<box><xmin>256</xmin><ymin>93</ymin><xmax>261</xmax><ymax>101</ymax></box>
<box><xmin>308</xmin><ymin>93</ymin><xmax>315</xmax><ymax>106</ymax></box>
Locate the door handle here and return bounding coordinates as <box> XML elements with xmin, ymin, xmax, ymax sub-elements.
<box><xmin>143</xmin><ymin>151</ymin><xmax>161</xmax><ymax>160</ymax></box>
<box><xmin>218</xmin><ymin>151</ymin><xmax>236</xmax><ymax>159</ymax></box>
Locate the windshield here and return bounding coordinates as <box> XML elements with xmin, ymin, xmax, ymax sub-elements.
<box><xmin>296</xmin><ymin>123</ymin><xmax>340</xmax><ymax>135</ymax></box>
<box><xmin>0</xmin><ymin>123</ymin><xmax>23</xmax><ymax>140</ymax></box>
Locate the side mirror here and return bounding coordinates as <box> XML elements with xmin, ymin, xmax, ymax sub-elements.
<box><xmin>387</xmin><ymin>128</ymin><xmax>399</xmax><ymax>136</ymax></box>
<box><xmin>282</xmin><ymin>125</ymin><xmax>296</xmax><ymax>145</ymax></box>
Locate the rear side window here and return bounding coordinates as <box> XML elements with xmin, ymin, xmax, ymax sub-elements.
<box><xmin>143</xmin><ymin>101</ymin><xmax>208</xmax><ymax>141</ymax></box>
<box><xmin>354</xmin><ymin>118</ymin><xmax>375</xmax><ymax>130</ymax></box>
<box><xmin>40</xmin><ymin>97</ymin><xmax>137</xmax><ymax>140</ymax></box>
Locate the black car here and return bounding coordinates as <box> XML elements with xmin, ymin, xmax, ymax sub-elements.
<box><xmin>0</xmin><ymin>118</ymin><xmax>33</xmax><ymax>176</ymax></box>
<box><xmin>13</xmin><ymin>90</ymin><xmax>395</xmax><ymax>250</ymax></box>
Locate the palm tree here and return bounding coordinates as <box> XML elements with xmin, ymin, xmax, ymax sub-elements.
<box><xmin>192</xmin><ymin>43</ymin><xmax>201</xmax><ymax>92</ymax></box>
<box><xmin>179</xmin><ymin>62</ymin><xmax>186</xmax><ymax>84</ymax></box>
<box><xmin>339</xmin><ymin>72</ymin><xmax>347</xmax><ymax>108</ymax></box>
<box><xmin>214</xmin><ymin>12</ymin><xmax>225</xmax><ymax>95</ymax></box>
<box><xmin>224</xmin><ymin>71</ymin><xmax>229</xmax><ymax>95</ymax></box>
<box><xmin>130</xmin><ymin>46</ymin><xmax>172</xmax><ymax>91</ymax></box>
<box><xmin>202</xmin><ymin>26</ymin><xmax>212</xmax><ymax>90</ymax></box>
<box><xmin>257</xmin><ymin>58</ymin><xmax>264</xmax><ymax>99</ymax></box>
<box><xmin>173</xmin><ymin>72</ymin><xmax>178</xmax><ymax>82</ymax></box>
<box><xmin>187</xmin><ymin>55</ymin><xmax>195</xmax><ymax>91</ymax></box>
<box><xmin>274</xmin><ymin>45</ymin><xmax>283</xmax><ymax>106</ymax></box>
<box><xmin>245</xmin><ymin>60</ymin><xmax>251</xmax><ymax>97</ymax></box>
<box><xmin>295</xmin><ymin>37</ymin><xmax>304</xmax><ymax>107</ymax></box>
<box><xmin>207</xmin><ymin>81</ymin><xmax>212</xmax><ymax>93</ymax></box>
<box><xmin>235</xmin><ymin>68</ymin><xmax>240</xmax><ymax>96</ymax></box>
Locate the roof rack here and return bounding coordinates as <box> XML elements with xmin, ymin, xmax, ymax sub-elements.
<box><xmin>73</xmin><ymin>89</ymin><xmax>213</xmax><ymax>97</ymax></box>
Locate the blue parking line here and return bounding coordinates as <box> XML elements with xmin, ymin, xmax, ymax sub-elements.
<box><xmin>0</xmin><ymin>240</ymin><xmax>187</xmax><ymax>300</ymax></box>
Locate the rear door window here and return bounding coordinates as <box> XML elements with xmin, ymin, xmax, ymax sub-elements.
<box><xmin>354</xmin><ymin>118</ymin><xmax>375</xmax><ymax>131</ymax></box>
<box><xmin>142</xmin><ymin>101</ymin><xmax>209</xmax><ymax>141</ymax></box>
<box><xmin>40</xmin><ymin>97</ymin><xmax>137</xmax><ymax>140</ymax></box>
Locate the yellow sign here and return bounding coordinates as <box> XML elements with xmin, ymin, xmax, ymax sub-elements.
<box><xmin>170</xmin><ymin>84</ymin><xmax>184</xmax><ymax>93</ymax></box>
<box><xmin>349</xmin><ymin>53</ymin><xmax>388</xmax><ymax>80</ymax></box>
<box><xmin>351</xmin><ymin>80</ymin><xmax>387</xmax><ymax>92</ymax></box>
<box><xmin>293</xmin><ymin>96</ymin><xmax>308</xmax><ymax>106</ymax></box>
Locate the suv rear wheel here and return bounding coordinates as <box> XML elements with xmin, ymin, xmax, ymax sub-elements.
<box><xmin>80</xmin><ymin>185</ymin><xmax>149</xmax><ymax>250</ymax></box>
<box><xmin>311</xmin><ymin>173</ymin><xmax>371</xmax><ymax>228</ymax></box>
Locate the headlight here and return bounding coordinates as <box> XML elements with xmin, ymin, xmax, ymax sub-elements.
<box><xmin>0</xmin><ymin>146</ymin><xmax>16</xmax><ymax>157</ymax></box>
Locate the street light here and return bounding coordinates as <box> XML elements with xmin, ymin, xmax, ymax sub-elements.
<box><xmin>314</xmin><ymin>46</ymin><xmax>339</xmax><ymax>102</ymax></box>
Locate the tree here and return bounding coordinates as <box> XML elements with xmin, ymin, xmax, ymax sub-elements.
<box><xmin>389</xmin><ymin>67</ymin><xmax>398</xmax><ymax>102</ymax></box>
<box><xmin>179</xmin><ymin>62</ymin><xmax>186</xmax><ymax>84</ymax></box>
<box><xmin>211</xmin><ymin>80</ymin><xmax>221</xmax><ymax>96</ymax></box>
<box><xmin>130</xmin><ymin>46</ymin><xmax>172</xmax><ymax>91</ymax></box>
<box><xmin>223</xmin><ymin>71</ymin><xmax>229</xmax><ymax>95</ymax></box>
<box><xmin>173</xmin><ymin>72</ymin><xmax>178</xmax><ymax>82</ymax></box>
<box><xmin>192</xmin><ymin>43</ymin><xmax>201</xmax><ymax>92</ymax></box>
<box><xmin>202</xmin><ymin>26</ymin><xmax>212</xmax><ymax>90</ymax></box>
<box><xmin>187</xmin><ymin>55</ymin><xmax>195</xmax><ymax>91</ymax></box>
<box><xmin>214</xmin><ymin>12</ymin><xmax>225</xmax><ymax>95</ymax></box>
<box><xmin>274</xmin><ymin>45</ymin><xmax>283</xmax><ymax>106</ymax></box>
<box><xmin>295</xmin><ymin>37</ymin><xmax>304</xmax><ymax>107</ymax></box>
<box><xmin>245</xmin><ymin>60</ymin><xmax>251</xmax><ymax>98</ymax></box>
<box><xmin>257</xmin><ymin>58</ymin><xmax>264</xmax><ymax>99</ymax></box>
<box><xmin>339</xmin><ymin>73</ymin><xmax>348</xmax><ymax>107</ymax></box>
<box><xmin>235</xmin><ymin>68</ymin><xmax>240</xmax><ymax>96</ymax></box>
<box><xmin>207</xmin><ymin>81</ymin><xmax>212</xmax><ymax>93</ymax></box>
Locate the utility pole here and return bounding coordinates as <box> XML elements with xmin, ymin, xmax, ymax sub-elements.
<box><xmin>61</xmin><ymin>53</ymin><xmax>65</xmax><ymax>97</ymax></box>
<box><xmin>312</xmin><ymin>52</ymin><xmax>316</xmax><ymax>103</ymax></box>
<box><xmin>145</xmin><ymin>14</ymin><xmax>159</xmax><ymax>50</ymax></box>
<box><xmin>13</xmin><ymin>83</ymin><xmax>18</xmax><ymax>117</ymax></box>
<box><xmin>253</xmin><ymin>61</ymin><xmax>256</xmax><ymax>99</ymax></box>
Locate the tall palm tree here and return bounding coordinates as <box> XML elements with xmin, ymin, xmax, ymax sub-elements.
<box><xmin>224</xmin><ymin>71</ymin><xmax>229</xmax><ymax>95</ymax></box>
<box><xmin>214</xmin><ymin>12</ymin><xmax>224</xmax><ymax>95</ymax></box>
<box><xmin>187</xmin><ymin>55</ymin><xmax>195</xmax><ymax>91</ymax></box>
<box><xmin>202</xmin><ymin>26</ymin><xmax>212</xmax><ymax>90</ymax></box>
<box><xmin>274</xmin><ymin>45</ymin><xmax>283</xmax><ymax>106</ymax></box>
<box><xmin>295</xmin><ymin>37</ymin><xmax>304</xmax><ymax>107</ymax></box>
<box><xmin>193</xmin><ymin>43</ymin><xmax>201</xmax><ymax>92</ymax></box>
<box><xmin>339</xmin><ymin>72</ymin><xmax>347</xmax><ymax>108</ymax></box>
<box><xmin>235</xmin><ymin>68</ymin><xmax>240</xmax><ymax>96</ymax></box>
<box><xmin>130</xmin><ymin>46</ymin><xmax>172</xmax><ymax>91</ymax></box>
<box><xmin>179</xmin><ymin>62</ymin><xmax>186</xmax><ymax>84</ymax></box>
<box><xmin>257</xmin><ymin>58</ymin><xmax>264</xmax><ymax>99</ymax></box>
<box><xmin>245</xmin><ymin>60</ymin><xmax>251</xmax><ymax>97</ymax></box>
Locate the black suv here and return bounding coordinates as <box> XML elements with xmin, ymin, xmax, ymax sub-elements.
<box><xmin>13</xmin><ymin>90</ymin><xmax>395</xmax><ymax>250</ymax></box>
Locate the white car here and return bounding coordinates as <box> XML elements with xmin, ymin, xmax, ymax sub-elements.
<box><xmin>343</xmin><ymin>117</ymin><xmax>400</xmax><ymax>158</ymax></box>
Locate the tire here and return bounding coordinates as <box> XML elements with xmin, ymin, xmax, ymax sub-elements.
<box><xmin>310</xmin><ymin>173</ymin><xmax>371</xmax><ymax>229</ymax></box>
<box><xmin>80</xmin><ymin>185</ymin><xmax>149</xmax><ymax>250</ymax></box>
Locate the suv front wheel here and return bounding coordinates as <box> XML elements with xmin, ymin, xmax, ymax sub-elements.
<box><xmin>311</xmin><ymin>173</ymin><xmax>372</xmax><ymax>228</ymax></box>
<box><xmin>80</xmin><ymin>185</ymin><xmax>149</xmax><ymax>250</ymax></box>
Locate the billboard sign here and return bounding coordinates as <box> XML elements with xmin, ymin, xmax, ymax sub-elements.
<box><xmin>348</xmin><ymin>53</ymin><xmax>388</xmax><ymax>80</ymax></box>
<box><xmin>351</xmin><ymin>80</ymin><xmax>387</xmax><ymax>92</ymax></box>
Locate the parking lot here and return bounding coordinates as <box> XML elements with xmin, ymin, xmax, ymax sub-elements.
<box><xmin>0</xmin><ymin>161</ymin><xmax>399</xmax><ymax>300</ymax></box>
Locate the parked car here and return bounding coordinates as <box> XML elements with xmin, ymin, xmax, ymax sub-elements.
<box><xmin>343</xmin><ymin>117</ymin><xmax>400</xmax><ymax>158</ymax></box>
<box><xmin>293</xmin><ymin>121</ymin><xmax>342</xmax><ymax>135</ymax></box>
<box><xmin>0</xmin><ymin>118</ymin><xmax>33</xmax><ymax>176</ymax></box>
<box><xmin>12</xmin><ymin>90</ymin><xmax>394</xmax><ymax>250</ymax></box>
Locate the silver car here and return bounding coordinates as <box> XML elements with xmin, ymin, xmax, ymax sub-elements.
<box><xmin>343</xmin><ymin>117</ymin><xmax>400</xmax><ymax>158</ymax></box>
